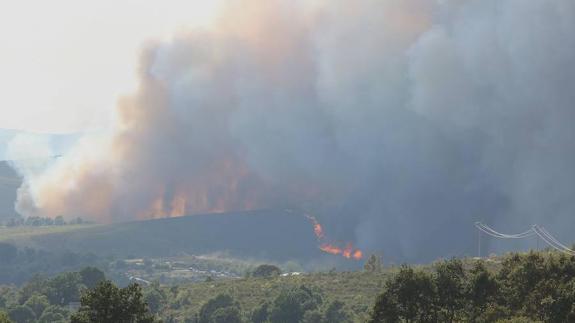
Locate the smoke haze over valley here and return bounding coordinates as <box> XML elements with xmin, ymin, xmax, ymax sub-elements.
<box><xmin>5</xmin><ymin>0</ymin><xmax>575</xmax><ymax>262</ymax></box>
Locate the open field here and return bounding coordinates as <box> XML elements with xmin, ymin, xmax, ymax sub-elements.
<box><xmin>0</xmin><ymin>224</ymin><xmax>99</xmax><ymax>242</ymax></box>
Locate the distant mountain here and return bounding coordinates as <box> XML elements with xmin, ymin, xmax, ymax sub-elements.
<box><xmin>0</xmin><ymin>161</ymin><xmax>20</xmax><ymax>219</ymax></box>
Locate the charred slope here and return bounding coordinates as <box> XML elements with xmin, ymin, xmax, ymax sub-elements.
<box><xmin>10</xmin><ymin>209</ymin><xmax>325</xmax><ymax>262</ymax></box>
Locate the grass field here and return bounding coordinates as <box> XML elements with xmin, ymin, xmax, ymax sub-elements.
<box><xmin>0</xmin><ymin>224</ymin><xmax>99</xmax><ymax>242</ymax></box>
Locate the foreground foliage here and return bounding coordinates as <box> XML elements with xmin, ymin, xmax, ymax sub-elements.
<box><xmin>0</xmin><ymin>311</ymin><xmax>13</xmax><ymax>323</ymax></box>
<box><xmin>370</xmin><ymin>251</ymin><xmax>575</xmax><ymax>322</ymax></box>
<box><xmin>71</xmin><ymin>281</ymin><xmax>157</xmax><ymax>323</ymax></box>
<box><xmin>0</xmin><ymin>267</ymin><xmax>109</xmax><ymax>323</ymax></box>
<box><xmin>0</xmin><ymin>241</ymin><xmax>108</xmax><ymax>286</ymax></box>
<box><xmin>156</xmin><ymin>270</ymin><xmax>385</xmax><ymax>322</ymax></box>
<box><xmin>3</xmin><ymin>251</ymin><xmax>575</xmax><ymax>322</ymax></box>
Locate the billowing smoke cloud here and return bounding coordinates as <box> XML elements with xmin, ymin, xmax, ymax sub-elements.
<box><xmin>14</xmin><ymin>0</ymin><xmax>575</xmax><ymax>261</ymax></box>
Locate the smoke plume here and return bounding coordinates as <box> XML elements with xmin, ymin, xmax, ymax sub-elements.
<box><xmin>14</xmin><ymin>0</ymin><xmax>575</xmax><ymax>261</ymax></box>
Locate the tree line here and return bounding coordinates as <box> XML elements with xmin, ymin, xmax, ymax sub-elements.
<box><xmin>370</xmin><ymin>251</ymin><xmax>575</xmax><ymax>322</ymax></box>
<box><xmin>0</xmin><ymin>242</ymin><xmax>108</xmax><ymax>285</ymax></box>
<box><xmin>0</xmin><ymin>267</ymin><xmax>106</xmax><ymax>323</ymax></box>
<box><xmin>3</xmin><ymin>251</ymin><xmax>575</xmax><ymax>322</ymax></box>
<box><xmin>1</xmin><ymin>216</ymin><xmax>86</xmax><ymax>227</ymax></box>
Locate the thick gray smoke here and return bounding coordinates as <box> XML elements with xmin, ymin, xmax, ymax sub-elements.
<box><xmin>15</xmin><ymin>0</ymin><xmax>575</xmax><ymax>261</ymax></box>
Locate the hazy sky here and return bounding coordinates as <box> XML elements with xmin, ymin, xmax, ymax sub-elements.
<box><xmin>0</xmin><ymin>0</ymin><xmax>221</xmax><ymax>133</ymax></box>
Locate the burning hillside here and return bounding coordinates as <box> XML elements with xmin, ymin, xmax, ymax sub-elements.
<box><xmin>8</xmin><ymin>0</ymin><xmax>575</xmax><ymax>262</ymax></box>
<box><xmin>303</xmin><ymin>211</ymin><xmax>363</xmax><ymax>260</ymax></box>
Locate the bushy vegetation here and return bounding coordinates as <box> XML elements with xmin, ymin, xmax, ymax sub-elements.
<box><xmin>0</xmin><ymin>267</ymin><xmax>162</xmax><ymax>323</ymax></box>
<box><xmin>0</xmin><ymin>242</ymin><xmax>108</xmax><ymax>285</ymax></box>
<box><xmin>0</xmin><ymin>267</ymin><xmax>108</xmax><ymax>323</ymax></box>
<box><xmin>1</xmin><ymin>216</ymin><xmax>86</xmax><ymax>227</ymax></box>
<box><xmin>3</xmin><ymin>251</ymin><xmax>575</xmax><ymax>322</ymax></box>
<box><xmin>71</xmin><ymin>281</ymin><xmax>158</xmax><ymax>323</ymax></box>
<box><xmin>250</xmin><ymin>265</ymin><xmax>282</xmax><ymax>278</ymax></box>
<box><xmin>0</xmin><ymin>311</ymin><xmax>12</xmax><ymax>323</ymax></box>
<box><xmin>164</xmin><ymin>286</ymin><xmax>353</xmax><ymax>323</ymax></box>
<box><xmin>155</xmin><ymin>270</ymin><xmax>385</xmax><ymax>322</ymax></box>
<box><xmin>370</xmin><ymin>251</ymin><xmax>575</xmax><ymax>322</ymax></box>
<box><xmin>145</xmin><ymin>251</ymin><xmax>575</xmax><ymax>322</ymax></box>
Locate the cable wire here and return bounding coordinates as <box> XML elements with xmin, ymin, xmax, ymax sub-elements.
<box><xmin>476</xmin><ymin>222</ymin><xmax>534</xmax><ymax>238</ymax></box>
<box><xmin>532</xmin><ymin>225</ymin><xmax>575</xmax><ymax>255</ymax></box>
<box><xmin>474</xmin><ymin>222</ymin><xmax>574</xmax><ymax>256</ymax></box>
<box><xmin>474</xmin><ymin>222</ymin><xmax>535</xmax><ymax>239</ymax></box>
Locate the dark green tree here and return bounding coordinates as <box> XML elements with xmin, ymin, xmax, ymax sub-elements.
<box><xmin>47</xmin><ymin>272</ymin><xmax>82</xmax><ymax>305</ymax></box>
<box><xmin>79</xmin><ymin>267</ymin><xmax>106</xmax><ymax>289</ymax></box>
<box><xmin>144</xmin><ymin>288</ymin><xmax>166</xmax><ymax>314</ymax></box>
<box><xmin>497</xmin><ymin>252</ymin><xmax>544</xmax><ymax>312</ymax></box>
<box><xmin>250</xmin><ymin>302</ymin><xmax>269</xmax><ymax>323</ymax></box>
<box><xmin>24</xmin><ymin>293</ymin><xmax>49</xmax><ymax>318</ymax></box>
<box><xmin>210</xmin><ymin>307</ymin><xmax>242</xmax><ymax>323</ymax></box>
<box><xmin>38</xmin><ymin>306</ymin><xmax>69</xmax><ymax>323</ymax></box>
<box><xmin>269</xmin><ymin>285</ymin><xmax>322</xmax><ymax>323</ymax></box>
<box><xmin>8</xmin><ymin>305</ymin><xmax>35</xmax><ymax>323</ymax></box>
<box><xmin>465</xmin><ymin>261</ymin><xmax>499</xmax><ymax>321</ymax></box>
<box><xmin>18</xmin><ymin>274</ymin><xmax>48</xmax><ymax>304</ymax></box>
<box><xmin>369</xmin><ymin>291</ymin><xmax>399</xmax><ymax>323</ymax></box>
<box><xmin>70</xmin><ymin>281</ymin><xmax>156</xmax><ymax>323</ymax></box>
<box><xmin>370</xmin><ymin>265</ymin><xmax>436</xmax><ymax>323</ymax></box>
<box><xmin>392</xmin><ymin>265</ymin><xmax>436</xmax><ymax>322</ymax></box>
<box><xmin>435</xmin><ymin>259</ymin><xmax>465</xmax><ymax>322</ymax></box>
<box><xmin>302</xmin><ymin>310</ymin><xmax>323</xmax><ymax>323</ymax></box>
<box><xmin>526</xmin><ymin>278</ymin><xmax>575</xmax><ymax>322</ymax></box>
<box><xmin>322</xmin><ymin>300</ymin><xmax>351</xmax><ymax>323</ymax></box>
<box><xmin>252</xmin><ymin>264</ymin><xmax>282</xmax><ymax>278</ymax></box>
<box><xmin>199</xmin><ymin>294</ymin><xmax>242</xmax><ymax>323</ymax></box>
<box><xmin>38</xmin><ymin>311</ymin><xmax>67</xmax><ymax>323</ymax></box>
<box><xmin>0</xmin><ymin>311</ymin><xmax>13</xmax><ymax>323</ymax></box>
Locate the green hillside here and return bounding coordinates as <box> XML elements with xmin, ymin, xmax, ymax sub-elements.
<box><xmin>3</xmin><ymin>249</ymin><xmax>573</xmax><ymax>323</ymax></box>
<box><xmin>160</xmin><ymin>270</ymin><xmax>391</xmax><ymax>322</ymax></box>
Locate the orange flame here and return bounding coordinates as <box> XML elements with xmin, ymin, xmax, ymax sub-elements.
<box><xmin>303</xmin><ymin>212</ymin><xmax>363</xmax><ymax>261</ymax></box>
<box><xmin>342</xmin><ymin>243</ymin><xmax>353</xmax><ymax>258</ymax></box>
<box><xmin>313</xmin><ymin>223</ymin><xmax>325</xmax><ymax>239</ymax></box>
<box><xmin>320</xmin><ymin>243</ymin><xmax>342</xmax><ymax>255</ymax></box>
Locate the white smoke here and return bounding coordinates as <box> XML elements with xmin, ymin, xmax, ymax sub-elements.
<box><xmin>12</xmin><ymin>0</ymin><xmax>575</xmax><ymax>261</ymax></box>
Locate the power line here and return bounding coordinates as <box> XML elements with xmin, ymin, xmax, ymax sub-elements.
<box><xmin>532</xmin><ymin>225</ymin><xmax>575</xmax><ymax>255</ymax></box>
<box><xmin>474</xmin><ymin>222</ymin><xmax>534</xmax><ymax>239</ymax></box>
<box><xmin>474</xmin><ymin>222</ymin><xmax>574</xmax><ymax>256</ymax></box>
